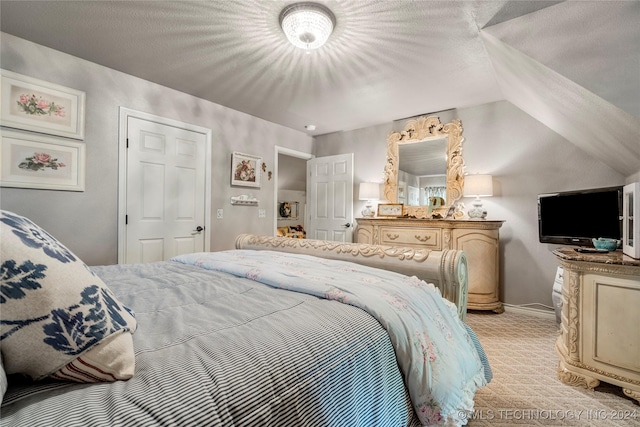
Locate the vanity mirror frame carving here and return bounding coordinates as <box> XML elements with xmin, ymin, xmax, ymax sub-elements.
<box><xmin>383</xmin><ymin>115</ymin><xmax>465</xmax><ymax>218</ymax></box>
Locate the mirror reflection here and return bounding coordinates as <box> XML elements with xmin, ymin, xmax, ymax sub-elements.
<box><xmin>397</xmin><ymin>138</ymin><xmax>447</xmax><ymax>207</ymax></box>
<box><xmin>383</xmin><ymin>116</ymin><xmax>465</xmax><ymax>218</ymax></box>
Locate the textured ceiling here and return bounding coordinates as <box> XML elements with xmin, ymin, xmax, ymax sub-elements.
<box><xmin>399</xmin><ymin>139</ymin><xmax>447</xmax><ymax>176</ymax></box>
<box><xmin>484</xmin><ymin>1</ymin><xmax>640</xmax><ymax>117</ymax></box>
<box><xmin>0</xmin><ymin>0</ymin><xmax>563</xmax><ymax>136</ymax></box>
<box><xmin>0</xmin><ymin>1</ymin><xmax>638</xmax><ymax>172</ymax></box>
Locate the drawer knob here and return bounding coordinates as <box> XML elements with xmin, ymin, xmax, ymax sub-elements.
<box><xmin>415</xmin><ymin>235</ymin><xmax>431</xmax><ymax>242</ymax></box>
<box><xmin>386</xmin><ymin>233</ymin><xmax>399</xmax><ymax>240</ymax></box>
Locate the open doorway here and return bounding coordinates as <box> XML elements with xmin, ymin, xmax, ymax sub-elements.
<box><xmin>274</xmin><ymin>147</ymin><xmax>314</xmax><ymax>238</ymax></box>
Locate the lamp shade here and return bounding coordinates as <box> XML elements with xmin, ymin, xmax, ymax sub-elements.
<box><xmin>359</xmin><ymin>182</ymin><xmax>380</xmax><ymax>200</ymax></box>
<box><xmin>463</xmin><ymin>174</ymin><xmax>493</xmax><ymax>197</ymax></box>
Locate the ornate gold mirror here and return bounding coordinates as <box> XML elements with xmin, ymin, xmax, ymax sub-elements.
<box><xmin>383</xmin><ymin>116</ymin><xmax>465</xmax><ymax>218</ymax></box>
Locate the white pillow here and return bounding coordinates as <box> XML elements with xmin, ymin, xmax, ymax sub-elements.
<box><xmin>0</xmin><ymin>355</ymin><xmax>7</xmax><ymax>404</ymax></box>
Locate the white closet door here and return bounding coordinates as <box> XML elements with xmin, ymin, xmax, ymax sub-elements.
<box><xmin>125</xmin><ymin>116</ymin><xmax>207</xmax><ymax>263</ymax></box>
<box><xmin>306</xmin><ymin>153</ymin><xmax>354</xmax><ymax>242</ymax></box>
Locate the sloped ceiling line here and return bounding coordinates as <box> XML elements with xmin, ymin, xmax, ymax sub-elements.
<box><xmin>481</xmin><ymin>30</ymin><xmax>640</xmax><ymax>177</ymax></box>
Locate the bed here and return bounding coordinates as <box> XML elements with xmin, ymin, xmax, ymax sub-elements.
<box><xmin>0</xmin><ymin>210</ymin><xmax>490</xmax><ymax>427</ymax></box>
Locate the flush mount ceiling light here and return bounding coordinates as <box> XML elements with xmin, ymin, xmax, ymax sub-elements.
<box><xmin>279</xmin><ymin>2</ymin><xmax>336</xmax><ymax>51</ymax></box>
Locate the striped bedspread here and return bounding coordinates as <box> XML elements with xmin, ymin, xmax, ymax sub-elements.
<box><xmin>1</xmin><ymin>259</ymin><xmax>420</xmax><ymax>427</ymax></box>
<box><xmin>174</xmin><ymin>250</ymin><xmax>490</xmax><ymax>426</ymax></box>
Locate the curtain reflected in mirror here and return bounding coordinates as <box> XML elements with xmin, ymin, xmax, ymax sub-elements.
<box><xmin>398</xmin><ymin>138</ymin><xmax>447</xmax><ymax>207</ymax></box>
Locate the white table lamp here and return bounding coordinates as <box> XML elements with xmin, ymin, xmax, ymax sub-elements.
<box><xmin>359</xmin><ymin>182</ymin><xmax>380</xmax><ymax>217</ymax></box>
<box><xmin>464</xmin><ymin>174</ymin><xmax>493</xmax><ymax>219</ymax></box>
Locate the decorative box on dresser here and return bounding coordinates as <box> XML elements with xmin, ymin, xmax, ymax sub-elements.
<box><xmin>356</xmin><ymin>217</ymin><xmax>505</xmax><ymax>312</ymax></box>
<box><xmin>553</xmin><ymin>247</ymin><xmax>640</xmax><ymax>403</ymax></box>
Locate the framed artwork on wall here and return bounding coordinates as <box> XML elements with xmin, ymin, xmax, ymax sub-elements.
<box><xmin>231</xmin><ymin>151</ymin><xmax>261</xmax><ymax>188</ymax></box>
<box><xmin>0</xmin><ymin>69</ymin><xmax>86</xmax><ymax>140</ymax></box>
<box><xmin>0</xmin><ymin>130</ymin><xmax>85</xmax><ymax>191</ymax></box>
<box><xmin>377</xmin><ymin>203</ymin><xmax>404</xmax><ymax>217</ymax></box>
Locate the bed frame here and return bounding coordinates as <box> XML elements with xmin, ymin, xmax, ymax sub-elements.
<box><xmin>235</xmin><ymin>234</ymin><xmax>468</xmax><ymax>320</ymax></box>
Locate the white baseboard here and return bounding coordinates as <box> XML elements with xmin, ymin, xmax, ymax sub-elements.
<box><xmin>502</xmin><ymin>304</ymin><xmax>557</xmax><ymax>320</ymax></box>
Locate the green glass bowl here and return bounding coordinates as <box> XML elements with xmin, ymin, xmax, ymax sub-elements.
<box><xmin>592</xmin><ymin>238</ymin><xmax>619</xmax><ymax>251</ymax></box>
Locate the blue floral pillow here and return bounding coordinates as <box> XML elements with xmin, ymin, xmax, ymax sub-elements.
<box><xmin>0</xmin><ymin>210</ymin><xmax>137</xmax><ymax>382</ymax></box>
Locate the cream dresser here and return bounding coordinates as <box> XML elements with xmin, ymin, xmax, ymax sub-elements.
<box><xmin>553</xmin><ymin>247</ymin><xmax>640</xmax><ymax>403</ymax></box>
<box><xmin>356</xmin><ymin>218</ymin><xmax>504</xmax><ymax>312</ymax></box>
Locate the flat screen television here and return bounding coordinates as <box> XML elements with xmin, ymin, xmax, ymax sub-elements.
<box><xmin>538</xmin><ymin>186</ymin><xmax>623</xmax><ymax>246</ymax></box>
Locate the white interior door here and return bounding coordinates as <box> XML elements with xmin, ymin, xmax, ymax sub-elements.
<box><xmin>307</xmin><ymin>153</ymin><xmax>354</xmax><ymax>242</ymax></box>
<box><xmin>123</xmin><ymin>116</ymin><xmax>208</xmax><ymax>263</ymax></box>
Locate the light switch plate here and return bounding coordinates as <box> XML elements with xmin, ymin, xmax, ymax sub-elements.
<box><xmin>258</xmin><ymin>209</ymin><xmax>266</xmax><ymax>218</ymax></box>
<box><xmin>216</xmin><ymin>209</ymin><xmax>223</xmax><ymax>219</ymax></box>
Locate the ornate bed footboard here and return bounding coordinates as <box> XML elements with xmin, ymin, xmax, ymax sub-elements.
<box><xmin>235</xmin><ymin>234</ymin><xmax>468</xmax><ymax>320</ymax></box>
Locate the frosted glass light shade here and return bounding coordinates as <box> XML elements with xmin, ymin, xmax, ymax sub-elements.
<box><xmin>463</xmin><ymin>174</ymin><xmax>493</xmax><ymax>197</ymax></box>
<box><xmin>359</xmin><ymin>182</ymin><xmax>380</xmax><ymax>201</ymax></box>
<box><xmin>280</xmin><ymin>2</ymin><xmax>336</xmax><ymax>50</ymax></box>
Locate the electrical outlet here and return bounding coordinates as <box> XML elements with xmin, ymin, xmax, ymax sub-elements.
<box><xmin>258</xmin><ymin>209</ymin><xmax>266</xmax><ymax>218</ymax></box>
<box><xmin>216</xmin><ymin>209</ymin><xmax>223</xmax><ymax>219</ymax></box>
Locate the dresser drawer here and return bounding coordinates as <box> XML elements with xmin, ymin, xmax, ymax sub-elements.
<box><xmin>379</xmin><ymin>227</ymin><xmax>441</xmax><ymax>249</ymax></box>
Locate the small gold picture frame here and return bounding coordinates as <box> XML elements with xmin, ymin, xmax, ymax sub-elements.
<box><xmin>377</xmin><ymin>203</ymin><xmax>404</xmax><ymax>217</ymax></box>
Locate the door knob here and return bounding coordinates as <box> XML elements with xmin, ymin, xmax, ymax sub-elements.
<box><xmin>342</xmin><ymin>223</ymin><xmax>351</xmax><ymax>228</ymax></box>
<box><xmin>194</xmin><ymin>226</ymin><xmax>204</xmax><ymax>232</ymax></box>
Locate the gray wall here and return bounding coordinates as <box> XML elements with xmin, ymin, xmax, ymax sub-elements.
<box><xmin>1</xmin><ymin>32</ymin><xmax>630</xmax><ymax>307</ymax></box>
<box><xmin>314</xmin><ymin>122</ymin><xmax>393</xmax><ymax>218</ymax></box>
<box><xmin>315</xmin><ymin>100</ymin><xmax>625</xmax><ymax>308</ymax></box>
<box><xmin>0</xmin><ymin>33</ymin><xmax>313</xmax><ymax>265</ymax></box>
<box><xmin>277</xmin><ymin>154</ymin><xmax>306</xmax><ymax>191</ymax></box>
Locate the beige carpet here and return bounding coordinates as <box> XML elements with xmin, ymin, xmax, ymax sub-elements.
<box><xmin>465</xmin><ymin>310</ymin><xmax>639</xmax><ymax>426</ymax></box>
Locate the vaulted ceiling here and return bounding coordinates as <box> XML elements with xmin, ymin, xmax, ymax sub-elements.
<box><xmin>1</xmin><ymin>1</ymin><xmax>638</xmax><ymax>175</ymax></box>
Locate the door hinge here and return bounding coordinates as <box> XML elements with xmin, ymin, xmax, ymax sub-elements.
<box><xmin>126</xmin><ymin>138</ymin><xmax>129</xmax><ymax>148</ymax></box>
<box><xmin>125</xmin><ymin>215</ymin><xmax>128</xmax><ymax>225</ymax></box>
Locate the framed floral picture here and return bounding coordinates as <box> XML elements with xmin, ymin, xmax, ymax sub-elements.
<box><xmin>231</xmin><ymin>151</ymin><xmax>261</xmax><ymax>188</ymax></box>
<box><xmin>0</xmin><ymin>130</ymin><xmax>85</xmax><ymax>191</ymax></box>
<box><xmin>1</xmin><ymin>69</ymin><xmax>86</xmax><ymax>140</ymax></box>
